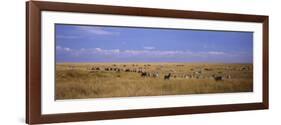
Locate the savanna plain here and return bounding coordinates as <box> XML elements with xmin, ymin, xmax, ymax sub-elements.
<box><xmin>55</xmin><ymin>63</ymin><xmax>253</xmax><ymax>100</ymax></box>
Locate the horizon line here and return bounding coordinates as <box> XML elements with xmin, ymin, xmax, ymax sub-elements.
<box><xmin>56</xmin><ymin>62</ymin><xmax>253</xmax><ymax>64</ymax></box>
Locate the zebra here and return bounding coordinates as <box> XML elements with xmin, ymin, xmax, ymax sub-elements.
<box><xmin>152</xmin><ymin>72</ymin><xmax>159</xmax><ymax>78</ymax></box>
<box><xmin>141</xmin><ymin>72</ymin><xmax>148</xmax><ymax>77</ymax></box>
<box><xmin>164</xmin><ymin>73</ymin><xmax>172</xmax><ymax>80</ymax></box>
<box><xmin>212</xmin><ymin>75</ymin><xmax>223</xmax><ymax>81</ymax></box>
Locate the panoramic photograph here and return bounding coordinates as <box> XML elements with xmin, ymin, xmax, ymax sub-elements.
<box><xmin>55</xmin><ymin>24</ymin><xmax>253</xmax><ymax>100</ymax></box>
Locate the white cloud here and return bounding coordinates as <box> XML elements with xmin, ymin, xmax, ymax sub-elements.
<box><xmin>64</xmin><ymin>48</ymin><xmax>71</xmax><ymax>52</ymax></box>
<box><xmin>76</xmin><ymin>26</ymin><xmax>119</xmax><ymax>36</ymax></box>
<box><xmin>207</xmin><ymin>51</ymin><xmax>225</xmax><ymax>55</ymax></box>
<box><xmin>94</xmin><ymin>48</ymin><xmax>120</xmax><ymax>54</ymax></box>
<box><xmin>56</xmin><ymin>35</ymin><xmax>80</xmax><ymax>39</ymax></box>
<box><xmin>95</xmin><ymin>48</ymin><xmax>102</xmax><ymax>52</ymax></box>
<box><xmin>143</xmin><ymin>46</ymin><xmax>155</xmax><ymax>50</ymax></box>
<box><xmin>123</xmin><ymin>50</ymin><xmax>191</xmax><ymax>56</ymax></box>
<box><xmin>124</xmin><ymin>50</ymin><xmax>149</xmax><ymax>55</ymax></box>
<box><xmin>57</xmin><ymin>46</ymin><xmax>232</xmax><ymax>59</ymax></box>
<box><xmin>56</xmin><ymin>46</ymin><xmax>72</xmax><ymax>52</ymax></box>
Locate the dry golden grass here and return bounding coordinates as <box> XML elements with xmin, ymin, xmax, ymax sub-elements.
<box><xmin>55</xmin><ymin>63</ymin><xmax>253</xmax><ymax>100</ymax></box>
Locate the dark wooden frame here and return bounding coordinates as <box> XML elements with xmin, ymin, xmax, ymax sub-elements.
<box><xmin>26</xmin><ymin>1</ymin><xmax>269</xmax><ymax>124</ymax></box>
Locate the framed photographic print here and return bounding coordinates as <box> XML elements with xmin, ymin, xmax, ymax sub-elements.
<box><xmin>26</xmin><ymin>1</ymin><xmax>269</xmax><ymax>124</ymax></box>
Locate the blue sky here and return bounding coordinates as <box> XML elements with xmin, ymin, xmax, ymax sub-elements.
<box><xmin>55</xmin><ymin>24</ymin><xmax>253</xmax><ymax>63</ymax></box>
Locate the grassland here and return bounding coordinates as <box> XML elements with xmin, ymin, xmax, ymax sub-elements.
<box><xmin>55</xmin><ymin>63</ymin><xmax>253</xmax><ymax>100</ymax></box>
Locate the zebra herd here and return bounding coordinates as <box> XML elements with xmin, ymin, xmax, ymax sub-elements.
<box><xmin>87</xmin><ymin>65</ymin><xmax>233</xmax><ymax>81</ymax></box>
